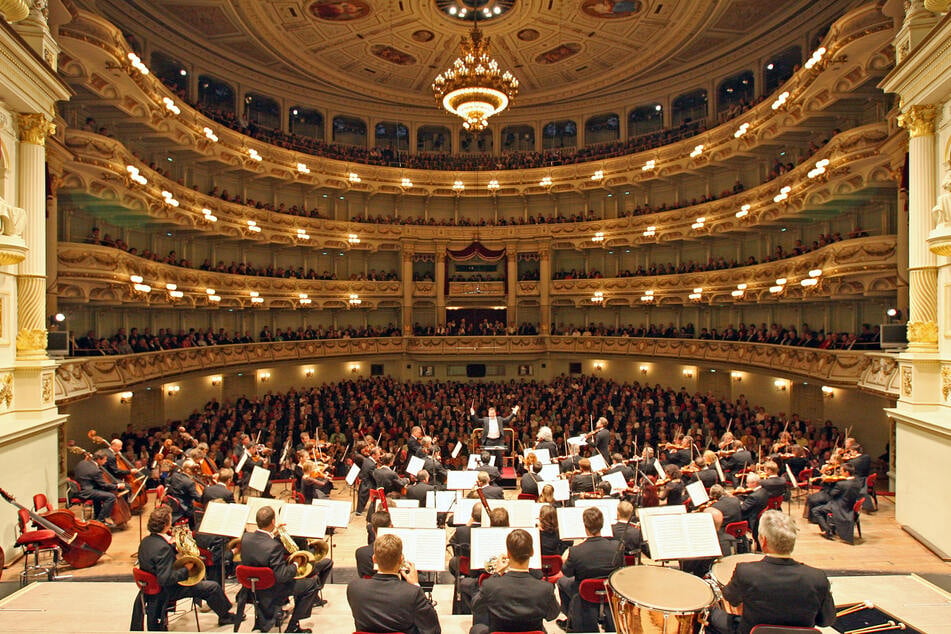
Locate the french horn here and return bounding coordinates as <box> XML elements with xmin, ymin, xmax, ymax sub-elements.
<box><xmin>277</xmin><ymin>524</ymin><xmax>326</xmax><ymax>579</ymax></box>
<box><xmin>172</xmin><ymin>526</ymin><xmax>206</xmax><ymax>586</ymax></box>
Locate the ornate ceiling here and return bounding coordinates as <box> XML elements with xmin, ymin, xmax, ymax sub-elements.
<box><xmin>94</xmin><ymin>0</ymin><xmax>842</xmax><ymax>109</ymax></box>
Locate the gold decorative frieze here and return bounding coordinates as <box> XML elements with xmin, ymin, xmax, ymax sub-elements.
<box><xmin>942</xmin><ymin>365</ymin><xmax>951</xmax><ymax>403</ymax></box>
<box><xmin>0</xmin><ymin>373</ymin><xmax>12</xmax><ymax>409</ymax></box>
<box><xmin>16</xmin><ymin>328</ymin><xmax>47</xmax><ymax>355</ymax></box>
<box><xmin>923</xmin><ymin>0</ymin><xmax>950</xmax><ymax>14</ymax></box>
<box><xmin>42</xmin><ymin>372</ymin><xmax>54</xmax><ymax>404</ymax></box>
<box><xmin>897</xmin><ymin>104</ymin><xmax>937</xmax><ymax>138</ymax></box>
<box><xmin>906</xmin><ymin>320</ymin><xmax>938</xmax><ymax>344</ymax></box>
<box><xmin>901</xmin><ymin>366</ymin><xmax>912</xmax><ymax>397</ymax></box>
<box><xmin>16</xmin><ymin>113</ymin><xmax>55</xmax><ymax>146</ymax></box>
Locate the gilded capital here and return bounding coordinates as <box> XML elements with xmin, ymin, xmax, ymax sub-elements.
<box><xmin>17</xmin><ymin>113</ymin><xmax>55</xmax><ymax>146</ymax></box>
<box><xmin>0</xmin><ymin>0</ymin><xmax>30</xmax><ymax>22</ymax></box>
<box><xmin>923</xmin><ymin>0</ymin><xmax>950</xmax><ymax>14</ymax></box>
<box><xmin>906</xmin><ymin>320</ymin><xmax>938</xmax><ymax>344</ymax></box>
<box><xmin>897</xmin><ymin>104</ymin><xmax>937</xmax><ymax>138</ymax></box>
<box><xmin>16</xmin><ymin>328</ymin><xmax>47</xmax><ymax>356</ymax></box>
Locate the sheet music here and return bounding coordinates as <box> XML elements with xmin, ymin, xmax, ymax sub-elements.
<box><xmin>245</xmin><ymin>497</ymin><xmax>284</xmax><ymax>523</ymax></box>
<box><xmin>471</xmin><ymin>527</ymin><xmax>542</xmax><ymax>569</ymax></box>
<box><xmin>574</xmin><ymin>498</ymin><xmax>618</xmax><ymax>524</ymax></box>
<box><xmin>686</xmin><ymin>480</ymin><xmax>709</xmax><ymax>506</ymax></box>
<box><xmin>451</xmin><ymin>442</ymin><xmax>462</xmax><ymax>459</ymax></box>
<box><xmin>489</xmin><ymin>499</ymin><xmax>536</xmax><ymax>527</ymax></box>
<box><xmin>451</xmin><ymin>497</ymin><xmax>482</xmax><ymax>525</ymax></box>
<box><xmin>525</xmin><ymin>448</ymin><xmax>551</xmax><ymax>464</ymax></box>
<box><xmin>391</xmin><ymin>498</ymin><xmax>421</xmax><ymax>508</ymax></box>
<box><xmin>539</xmin><ymin>464</ymin><xmax>559</xmax><ymax>481</ymax></box>
<box><xmin>446</xmin><ymin>470</ymin><xmax>480</xmax><ymax>490</ymax></box>
<box><xmin>786</xmin><ymin>464</ymin><xmax>799</xmax><ymax>488</ymax></box>
<box><xmin>588</xmin><ymin>454</ymin><xmax>608</xmax><ymax>472</ymax></box>
<box><xmin>248</xmin><ymin>465</ymin><xmax>271</xmax><ymax>492</ymax></box>
<box><xmin>425</xmin><ymin>490</ymin><xmax>457</xmax><ymax>512</ymax></box>
<box><xmin>389</xmin><ymin>507</ymin><xmax>438</xmax><ymax>528</ymax></box>
<box><xmin>653</xmin><ymin>459</ymin><xmax>666</xmax><ymax>479</ymax></box>
<box><xmin>467</xmin><ymin>454</ymin><xmax>496</xmax><ymax>469</ymax></box>
<box><xmin>602</xmin><ymin>471</ymin><xmax>627</xmax><ymax>493</ymax></box>
<box><xmin>715</xmin><ymin>460</ymin><xmax>726</xmax><ymax>483</ymax></box>
<box><xmin>377</xmin><ymin>527</ymin><xmax>447</xmax><ymax>571</ymax></box>
<box><xmin>312</xmin><ymin>499</ymin><xmax>352</xmax><ymax>528</ymax></box>
<box><xmin>280</xmin><ymin>504</ymin><xmax>327</xmax><ymax>539</ymax></box>
<box><xmin>637</xmin><ymin>505</ymin><xmax>686</xmax><ymax>546</ymax></box>
<box><xmin>406</xmin><ymin>455</ymin><xmax>425</xmax><ymax>476</ymax></box>
<box><xmin>346</xmin><ymin>464</ymin><xmax>360</xmax><ymax>486</ymax></box>
<box><xmin>234</xmin><ymin>450</ymin><xmax>249</xmax><ymax>474</ymax></box>
<box><xmin>556</xmin><ymin>507</ymin><xmax>613</xmax><ymax>539</ymax></box>
<box><xmin>197</xmin><ymin>502</ymin><xmax>250</xmax><ymax>538</ymax></box>
<box><xmin>567</xmin><ymin>435</ymin><xmax>587</xmax><ymax>447</ymax></box>
<box><xmin>648</xmin><ymin>513</ymin><xmax>722</xmax><ymax>561</ymax></box>
<box><xmin>537</xmin><ymin>479</ymin><xmax>570</xmax><ymax>501</ymax></box>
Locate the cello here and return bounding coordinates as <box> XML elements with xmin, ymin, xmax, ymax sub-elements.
<box><xmin>88</xmin><ymin>430</ymin><xmax>148</xmax><ymax>513</ymax></box>
<box><xmin>68</xmin><ymin>445</ymin><xmax>133</xmax><ymax>527</ymax></box>
<box><xmin>0</xmin><ymin>487</ymin><xmax>111</xmax><ymax>569</ymax></box>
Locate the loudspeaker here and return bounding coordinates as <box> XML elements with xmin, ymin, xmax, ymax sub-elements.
<box><xmin>569</xmin><ymin>362</ymin><xmax>582</xmax><ymax>375</ymax></box>
<box><xmin>370</xmin><ymin>363</ymin><xmax>384</xmax><ymax>376</ymax></box>
<box><xmin>466</xmin><ymin>363</ymin><xmax>486</xmax><ymax>378</ymax></box>
<box><xmin>47</xmin><ymin>331</ymin><xmax>69</xmax><ymax>357</ymax></box>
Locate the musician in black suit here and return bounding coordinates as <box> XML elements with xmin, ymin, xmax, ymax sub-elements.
<box><xmin>405</xmin><ymin>470</ymin><xmax>436</xmax><ymax>505</ymax></box>
<box><xmin>658</xmin><ymin>464</ymin><xmax>686</xmax><ymax>506</ymax></box>
<box><xmin>105</xmin><ymin>438</ymin><xmax>131</xmax><ymax>479</ymax></box>
<box><xmin>166</xmin><ymin>460</ymin><xmax>201</xmax><ymax>526</ymax></box>
<box><xmin>693</xmin><ymin>451</ymin><xmax>719</xmax><ymax>488</ymax></box>
<box><xmin>534</xmin><ymin>426</ymin><xmax>559</xmax><ymax>458</ymax></box>
<box><xmin>739</xmin><ymin>473</ymin><xmax>769</xmax><ymax>541</ymax></box>
<box><xmin>74</xmin><ymin>450</ymin><xmax>124</xmax><ymax>526</ymax></box>
<box><xmin>809</xmin><ymin>463</ymin><xmax>862</xmax><ymax>543</ymax></box>
<box><xmin>476</xmin><ymin>471</ymin><xmax>504</xmax><ymax>499</ymax></box>
<box><xmin>587</xmin><ymin>417</ymin><xmax>611</xmax><ymax>463</ymax></box>
<box><xmin>134</xmin><ymin>506</ymin><xmax>239</xmax><ymax>630</ymax></box>
<box><xmin>538</xmin><ymin>504</ymin><xmax>572</xmax><ymax>556</ymax></box>
<box><xmin>708</xmin><ymin>510</ymin><xmax>835</xmax><ymax>634</ymax></box>
<box><xmin>520</xmin><ymin>460</ymin><xmax>542</xmax><ymax>496</ymax></box>
<box><xmin>373</xmin><ymin>453</ymin><xmax>407</xmax><ymax>495</ymax></box>
<box><xmin>195</xmin><ymin>467</ymin><xmax>236</xmax><ymax>586</ymax></box>
<box><xmin>420</xmin><ymin>437</ymin><xmax>447</xmax><ymax>486</ymax></box>
<box><xmin>557</xmin><ymin>507</ymin><xmax>620</xmax><ymax>629</ymax></box>
<box><xmin>605</xmin><ymin>454</ymin><xmax>635</xmax><ymax>483</ymax></box>
<box><xmin>356</xmin><ymin>511</ymin><xmax>392</xmax><ymax>579</ymax></box>
<box><xmin>471</xmin><ymin>529</ymin><xmax>560</xmax><ymax>634</ymax></box>
<box><xmin>470</xmin><ymin>404</ymin><xmax>519</xmax><ymax>465</ymax></box>
<box><xmin>346</xmin><ymin>533</ymin><xmax>440</xmax><ymax>634</ymax></box>
<box><xmin>473</xmin><ymin>452</ymin><xmax>501</xmax><ymax>485</ymax></box>
<box><xmin>240</xmin><ymin>506</ymin><xmax>321</xmax><ymax>633</ymax></box>
<box><xmin>760</xmin><ymin>461</ymin><xmax>789</xmax><ymax>499</ymax></box>
<box><xmin>569</xmin><ymin>458</ymin><xmax>602</xmax><ymax>494</ymax></box>
<box><xmin>355</xmin><ymin>444</ymin><xmax>379</xmax><ymax>515</ymax></box>
<box><xmin>448</xmin><ymin>503</ymin><xmax>481</xmax><ymax>577</ymax></box>
<box><xmin>710</xmin><ymin>485</ymin><xmax>742</xmax><ymax>528</ymax></box>
<box><xmin>200</xmin><ymin>468</ymin><xmax>235</xmax><ymax>505</ymax></box>
<box><xmin>407</xmin><ymin>427</ymin><xmax>425</xmax><ymax>459</ymax></box>
<box><xmin>610</xmin><ymin>501</ymin><xmax>642</xmax><ymax>556</ymax></box>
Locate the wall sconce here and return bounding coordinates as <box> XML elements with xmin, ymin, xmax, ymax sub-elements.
<box><xmin>259</xmin><ymin>371</ymin><xmax>271</xmax><ymax>383</ymax></box>
<box><xmin>350</xmin><ymin>364</ymin><xmax>360</xmax><ymax>374</ymax></box>
<box><xmin>210</xmin><ymin>375</ymin><xmax>222</xmax><ymax>386</ymax></box>
<box><xmin>821</xmin><ymin>386</ymin><xmax>834</xmax><ymax>399</ymax></box>
<box><xmin>682</xmin><ymin>368</ymin><xmax>694</xmax><ymax>379</ymax></box>
<box><xmin>593</xmin><ymin>361</ymin><xmax>604</xmax><ymax>372</ymax></box>
<box><xmin>166</xmin><ymin>385</ymin><xmax>180</xmax><ymax>396</ymax></box>
<box><xmin>304</xmin><ymin>368</ymin><xmax>315</xmax><ymax>378</ymax></box>
<box><xmin>731</xmin><ymin>371</ymin><xmax>743</xmax><ymax>382</ymax></box>
<box><xmin>639</xmin><ymin>365</ymin><xmax>648</xmax><ymax>375</ymax></box>
<box><xmin>774</xmin><ymin>379</ymin><xmax>788</xmax><ymax>391</ymax></box>
<box><xmin>119</xmin><ymin>391</ymin><xmax>133</xmax><ymax>404</ymax></box>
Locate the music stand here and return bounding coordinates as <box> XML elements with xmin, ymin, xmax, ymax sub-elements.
<box><xmin>197</xmin><ymin>502</ymin><xmax>250</xmax><ymax>589</ymax></box>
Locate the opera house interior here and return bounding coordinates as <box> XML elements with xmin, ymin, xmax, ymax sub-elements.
<box><xmin>0</xmin><ymin>0</ymin><xmax>950</xmax><ymax>631</ymax></box>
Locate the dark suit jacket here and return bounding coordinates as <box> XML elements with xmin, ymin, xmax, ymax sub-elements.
<box><xmin>138</xmin><ymin>533</ymin><xmax>188</xmax><ymax>589</ymax></box>
<box><xmin>422</xmin><ymin>456</ymin><xmax>447</xmax><ymax>485</ymax></box>
<box><xmin>373</xmin><ymin>467</ymin><xmax>405</xmax><ymax>494</ymax></box>
<box><xmin>534</xmin><ymin>440</ymin><xmax>559</xmax><ymax>457</ymax></box>
<box><xmin>570</xmin><ymin>472</ymin><xmax>602</xmax><ymax>493</ymax></box>
<box><xmin>104</xmin><ymin>451</ymin><xmax>130</xmax><ymax>479</ymax></box>
<box><xmin>712</xmin><ymin>496</ymin><xmax>743</xmax><ymax>528</ymax></box>
<box><xmin>696</xmin><ymin>467</ymin><xmax>718</xmax><ymax>489</ymax></box>
<box><xmin>74</xmin><ymin>459</ymin><xmax>117</xmax><ymax>493</ymax></box>
<box><xmin>847</xmin><ymin>454</ymin><xmax>872</xmax><ymax>479</ymax></box>
<box><xmin>611</xmin><ymin>521</ymin><xmax>642</xmax><ymax>554</ymax></box>
<box><xmin>605</xmin><ymin>464</ymin><xmax>635</xmax><ymax>482</ymax></box>
<box><xmin>358</xmin><ymin>455</ymin><xmax>377</xmax><ymax>489</ymax></box>
<box><xmin>762</xmin><ymin>476</ymin><xmax>788</xmax><ymax>499</ymax></box>
<box><xmin>563</xmin><ymin>536</ymin><xmax>619</xmax><ymax>581</ymax></box>
<box><xmin>355</xmin><ymin>544</ymin><xmax>374</xmax><ymax>578</ymax></box>
<box><xmin>240</xmin><ymin>529</ymin><xmax>298</xmax><ymax>601</ymax></box>
<box><xmin>721</xmin><ymin>556</ymin><xmax>835</xmax><ymax>634</ymax></box>
<box><xmin>478</xmin><ymin>464</ymin><xmax>502</xmax><ymax>485</ymax></box>
<box><xmin>407</xmin><ymin>437</ymin><xmax>424</xmax><ymax>458</ymax></box>
<box><xmin>450</xmin><ymin>524</ymin><xmax>473</xmax><ymax>558</ymax></box>
<box><xmin>167</xmin><ymin>471</ymin><xmax>200</xmax><ymax>519</ymax></box>
<box><xmin>481</xmin><ymin>484</ymin><xmax>505</xmax><ymax>500</ymax></box>
<box><xmin>740</xmin><ymin>487</ymin><xmax>769</xmax><ymax>529</ymax></box>
<box><xmin>592</xmin><ymin>428</ymin><xmax>611</xmax><ymax>461</ymax></box>
<box><xmin>539</xmin><ymin>529</ymin><xmax>571</xmax><ymax>556</ymax></box>
<box><xmin>821</xmin><ymin>477</ymin><xmax>861</xmax><ymax>543</ymax></box>
<box><xmin>200</xmin><ymin>483</ymin><xmax>234</xmax><ymax>505</ymax></box>
<box><xmin>405</xmin><ymin>482</ymin><xmax>435</xmax><ymax>505</ymax></box>
<box><xmin>473</xmin><ymin>570</ymin><xmax>560</xmax><ymax>632</ymax></box>
<box><xmin>521</xmin><ymin>472</ymin><xmax>540</xmax><ymax>496</ymax></box>
<box><xmin>347</xmin><ymin>573</ymin><xmax>440</xmax><ymax>634</ymax></box>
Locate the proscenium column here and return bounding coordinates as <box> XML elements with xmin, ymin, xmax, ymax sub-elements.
<box><xmin>401</xmin><ymin>247</ymin><xmax>414</xmax><ymax>335</ymax></box>
<box><xmin>506</xmin><ymin>247</ymin><xmax>517</xmax><ymax>328</ymax></box>
<box><xmin>539</xmin><ymin>246</ymin><xmax>551</xmax><ymax>335</ymax></box>
<box><xmin>435</xmin><ymin>244</ymin><xmax>446</xmax><ymax>326</ymax></box>
<box><xmin>898</xmin><ymin>104</ymin><xmax>939</xmax><ymax>351</ymax></box>
<box><xmin>16</xmin><ymin>113</ymin><xmax>55</xmax><ymax>359</ymax></box>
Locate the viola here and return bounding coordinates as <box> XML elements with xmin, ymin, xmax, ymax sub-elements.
<box><xmin>0</xmin><ymin>487</ymin><xmax>111</xmax><ymax>569</ymax></box>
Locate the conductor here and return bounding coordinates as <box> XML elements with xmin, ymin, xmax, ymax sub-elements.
<box><xmin>470</xmin><ymin>402</ymin><xmax>519</xmax><ymax>465</ymax></box>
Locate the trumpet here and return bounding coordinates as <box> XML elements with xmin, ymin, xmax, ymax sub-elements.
<box><xmin>172</xmin><ymin>525</ymin><xmax>206</xmax><ymax>586</ymax></box>
<box><xmin>484</xmin><ymin>554</ymin><xmax>510</xmax><ymax>575</ymax></box>
<box><xmin>276</xmin><ymin>524</ymin><xmax>327</xmax><ymax>579</ymax></box>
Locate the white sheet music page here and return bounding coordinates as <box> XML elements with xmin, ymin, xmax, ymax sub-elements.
<box><xmin>539</xmin><ymin>464</ymin><xmax>559</xmax><ymax>481</ymax></box>
<box><xmin>654</xmin><ymin>459</ymin><xmax>666</xmax><ymax>479</ymax></box>
<box><xmin>377</xmin><ymin>527</ymin><xmax>447</xmax><ymax>571</ymax></box>
<box><xmin>234</xmin><ymin>450</ymin><xmax>249</xmax><ymax>474</ymax></box>
<box><xmin>715</xmin><ymin>460</ymin><xmax>726</xmax><ymax>482</ymax></box>
<box><xmin>248</xmin><ymin>465</ymin><xmax>271</xmax><ymax>492</ymax></box>
<box><xmin>637</xmin><ymin>505</ymin><xmax>686</xmax><ymax>546</ymax></box>
<box><xmin>537</xmin><ymin>479</ymin><xmax>570</xmax><ymax>501</ymax></box>
<box><xmin>345</xmin><ymin>464</ymin><xmax>360</xmax><ymax>486</ymax></box>
<box><xmin>280</xmin><ymin>504</ymin><xmax>328</xmax><ymax>539</ymax></box>
<box><xmin>197</xmin><ymin>502</ymin><xmax>250</xmax><ymax>538</ymax></box>
<box><xmin>686</xmin><ymin>480</ymin><xmax>709</xmax><ymax>506</ymax></box>
<box><xmin>390</xmin><ymin>507</ymin><xmax>438</xmax><ymax>528</ymax></box>
<box><xmin>602</xmin><ymin>471</ymin><xmax>627</xmax><ymax>493</ymax></box>
<box><xmin>556</xmin><ymin>507</ymin><xmax>612</xmax><ymax>539</ymax></box>
<box><xmin>426</xmin><ymin>490</ymin><xmax>456</xmax><ymax>512</ymax></box>
<box><xmin>312</xmin><ymin>499</ymin><xmax>352</xmax><ymax>528</ymax></box>
<box><xmin>451</xmin><ymin>497</ymin><xmax>481</xmax><ymax>525</ymax></box>
<box><xmin>648</xmin><ymin>513</ymin><xmax>722</xmax><ymax>561</ymax></box>
<box><xmin>245</xmin><ymin>497</ymin><xmax>284</xmax><ymax>523</ymax></box>
<box><xmin>406</xmin><ymin>455</ymin><xmax>425</xmax><ymax>476</ymax></box>
<box><xmin>573</xmin><ymin>498</ymin><xmax>618</xmax><ymax>524</ymax></box>
<box><xmin>490</xmin><ymin>500</ymin><xmax>536</xmax><ymax>527</ymax></box>
<box><xmin>588</xmin><ymin>454</ymin><xmax>608</xmax><ymax>472</ymax></box>
<box><xmin>446</xmin><ymin>470</ymin><xmax>480</xmax><ymax>490</ymax></box>
<box><xmin>525</xmin><ymin>448</ymin><xmax>551</xmax><ymax>464</ymax></box>
<box><xmin>451</xmin><ymin>442</ymin><xmax>463</xmax><ymax>459</ymax></box>
<box><xmin>471</xmin><ymin>527</ymin><xmax>542</xmax><ymax>569</ymax></box>
<box><xmin>391</xmin><ymin>498</ymin><xmax>421</xmax><ymax>508</ymax></box>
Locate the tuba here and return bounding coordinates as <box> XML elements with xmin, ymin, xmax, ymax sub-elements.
<box><xmin>172</xmin><ymin>526</ymin><xmax>206</xmax><ymax>586</ymax></box>
<box><xmin>276</xmin><ymin>524</ymin><xmax>325</xmax><ymax>579</ymax></box>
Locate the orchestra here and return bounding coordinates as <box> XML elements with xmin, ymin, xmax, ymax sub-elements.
<box><xmin>43</xmin><ymin>379</ymin><xmax>889</xmax><ymax>633</ymax></box>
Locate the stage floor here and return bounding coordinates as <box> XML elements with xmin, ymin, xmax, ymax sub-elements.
<box><xmin>0</xmin><ymin>574</ymin><xmax>948</xmax><ymax>633</ymax></box>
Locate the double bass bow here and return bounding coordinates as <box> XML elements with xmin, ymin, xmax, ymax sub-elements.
<box><xmin>0</xmin><ymin>487</ymin><xmax>111</xmax><ymax>569</ymax></box>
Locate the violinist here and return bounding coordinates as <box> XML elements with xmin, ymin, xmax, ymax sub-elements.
<box><xmin>708</xmin><ymin>484</ymin><xmax>742</xmax><ymax>529</ymax></box>
<box><xmin>586</xmin><ymin>416</ymin><xmax>611</xmax><ymax>463</ymax></box>
<box><xmin>538</xmin><ymin>504</ymin><xmax>571</xmax><ymax>556</ymax></box>
<box><xmin>74</xmin><ymin>449</ymin><xmax>125</xmax><ymax>527</ymax></box>
<box><xmin>809</xmin><ymin>463</ymin><xmax>861</xmax><ymax>543</ymax></box>
<box><xmin>665</xmin><ymin>434</ymin><xmax>693</xmax><ymax>468</ymax></box>
<box><xmin>476</xmin><ymin>471</ymin><xmax>504</xmax><ymax>500</ymax></box>
<box><xmin>689</xmin><ymin>451</ymin><xmax>719</xmax><ymax>489</ymax></box>
<box><xmin>534</xmin><ymin>425</ymin><xmax>558</xmax><ymax>457</ymax></box>
<box><xmin>420</xmin><ymin>436</ymin><xmax>447</xmax><ymax>486</ymax></box>
<box><xmin>407</xmin><ymin>426</ymin><xmax>425</xmax><ymax>459</ymax></box>
<box><xmin>373</xmin><ymin>453</ymin><xmax>407</xmax><ymax>496</ymax></box>
<box><xmin>604</xmin><ymin>453</ymin><xmax>635</xmax><ymax>483</ymax></box>
<box><xmin>300</xmin><ymin>461</ymin><xmax>332</xmax><ymax>503</ymax></box>
<box><xmin>760</xmin><ymin>460</ymin><xmax>788</xmax><ymax>498</ymax></box>
<box><xmin>804</xmin><ymin>451</ymin><xmax>841</xmax><ymax>519</ymax></box>
<box><xmin>657</xmin><ymin>465</ymin><xmax>685</xmax><ymax>506</ymax></box>
<box><xmin>558</xmin><ymin>443</ymin><xmax>582</xmax><ymax>474</ymax></box>
<box><xmin>611</xmin><ymin>501</ymin><xmax>643</xmax><ymax>557</ymax></box>
<box><xmin>738</xmin><ymin>473</ymin><xmax>769</xmax><ymax>541</ymax></box>
<box><xmin>405</xmin><ymin>469</ymin><xmax>436</xmax><ymax>505</ymax></box>
<box><xmin>166</xmin><ymin>459</ymin><xmax>201</xmax><ymax>527</ymax></box>
<box><xmin>355</xmin><ymin>443</ymin><xmax>379</xmax><ymax>516</ymax></box>
<box><xmin>520</xmin><ymin>457</ymin><xmax>542</xmax><ymax>497</ymax></box>
<box><xmin>770</xmin><ymin>430</ymin><xmax>794</xmax><ymax>455</ymax></box>
<box><xmin>200</xmin><ymin>468</ymin><xmax>235</xmax><ymax>505</ymax></box>
<box><xmin>569</xmin><ymin>458</ymin><xmax>603</xmax><ymax>495</ymax></box>
<box><xmin>843</xmin><ymin>439</ymin><xmax>871</xmax><ymax>480</ymax></box>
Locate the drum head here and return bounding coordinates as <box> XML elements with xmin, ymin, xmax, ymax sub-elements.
<box><xmin>710</xmin><ymin>554</ymin><xmax>763</xmax><ymax>586</ymax></box>
<box><xmin>609</xmin><ymin>566</ymin><xmax>715</xmax><ymax>612</ymax></box>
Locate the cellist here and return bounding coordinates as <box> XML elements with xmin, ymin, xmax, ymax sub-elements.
<box><xmin>74</xmin><ymin>450</ymin><xmax>125</xmax><ymax>527</ymax></box>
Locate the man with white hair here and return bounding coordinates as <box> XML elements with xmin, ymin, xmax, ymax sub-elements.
<box><xmin>707</xmin><ymin>510</ymin><xmax>835</xmax><ymax>634</ymax></box>
<box><xmin>534</xmin><ymin>425</ymin><xmax>558</xmax><ymax>457</ymax></box>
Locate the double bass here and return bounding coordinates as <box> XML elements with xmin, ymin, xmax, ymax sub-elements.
<box><xmin>68</xmin><ymin>445</ymin><xmax>133</xmax><ymax>527</ymax></box>
<box><xmin>88</xmin><ymin>430</ymin><xmax>147</xmax><ymax>513</ymax></box>
<box><xmin>0</xmin><ymin>487</ymin><xmax>111</xmax><ymax>569</ymax></box>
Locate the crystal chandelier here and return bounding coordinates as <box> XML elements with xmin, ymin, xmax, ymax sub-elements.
<box><xmin>432</xmin><ymin>23</ymin><xmax>519</xmax><ymax>131</ymax></box>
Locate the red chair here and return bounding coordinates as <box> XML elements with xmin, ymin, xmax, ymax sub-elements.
<box><xmin>154</xmin><ymin>485</ymin><xmax>167</xmax><ymax>508</ymax></box>
<box><xmin>541</xmin><ymin>555</ymin><xmax>563</xmax><ymax>583</ymax></box>
<box><xmin>865</xmin><ymin>474</ymin><xmax>878</xmax><ymax>511</ymax></box>
<box><xmin>766</xmin><ymin>495</ymin><xmax>784</xmax><ymax>511</ymax></box>
<box><xmin>624</xmin><ymin>554</ymin><xmax>640</xmax><ymax>566</ymax></box>
<box><xmin>457</xmin><ymin>555</ymin><xmax>471</xmax><ymax>577</ymax></box>
<box><xmin>368</xmin><ymin>488</ymin><xmax>388</xmax><ymax>512</ymax></box>
<box><xmin>133</xmin><ymin>567</ymin><xmax>200</xmax><ymax>631</ymax></box>
<box><xmin>852</xmin><ymin>497</ymin><xmax>867</xmax><ymax>541</ymax></box>
<box><xmin>725</xmin><ymin>521</ymin><xmax>751</xmax><ymax>554</ymax></box>
<box><xmin>66</xmin><ymin>478</ymin><xmax>94</xmax><ymax>520</ymax></box>
<box><xmin>577</xmin><ymin>578</ymin><xmax>612</xmax><ymax>631</ymax></box>
<box><xmin>477</xmin><ymin>572</ymin><xmax>491</xmax><ymax>586</ymax></box>
<box><xmin>235</xmin><ymin>565</ymin><xmax>278</xmax><ymax>632</ymax></box>
<box><xmin>517</xmin><ymin>493</ymin><xmax>538</xmax><ymax>501</ymax></box>
<box><xmin>32</xmin><ymin>493</ymin><xmax>54</xmax><ymax>514</ymax></box>
<box><xmin>15</xmin><ymin>508</ymin><xmax>60</xmax><ymax>586</ymax></box>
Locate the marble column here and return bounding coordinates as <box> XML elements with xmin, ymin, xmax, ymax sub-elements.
<box><xmin>401</xmin><ymin>246</ymin><xmax>414</xmax><ymax>335</ymax></box>
<box><xmin>506</xmin><ymin>246</ymin><xmax>517</xmax><ymax>328</ymax></box>
<box><xmin>898</xmin><ymin>104</ymin><xmax>939</xmax><ymax>351</ymax></box>
<box><xmin>539</xmin><ymin>246</ymin><xmax>551</xmax><ymax>335</ymax></box>
<box><xmin>16</xmin><ymin>113</ymin><xmax>55</xmax><ymax>359</ymax></box>
<box><xmin>435</xmin><ymin>243</ymin><xmax>446</xmax><ymax>325</ymax></box>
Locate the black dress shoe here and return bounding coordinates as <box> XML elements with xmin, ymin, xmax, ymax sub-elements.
<box><xmin>217</xmin><ymin>612</ymin><xmax>244</xmax><ymax>626</ymax></box>
<box><xmin>313</xmin><ymin>597</ymin><xmax>327</xmax><ymax>607</ymax></box>
<box><xmin>286</xmin><ymin>624</ymin><xmax>312</xmax><ymax>633</ymax></box>
<box><xmin>556</xmin><ymin>618</ymin><xmax>570</xmax><ymax>630</ymax></box>
<box><xmin>821</xmin><ymin>531</ymin><xmax>835</xmax><ymax>540</ymax></box>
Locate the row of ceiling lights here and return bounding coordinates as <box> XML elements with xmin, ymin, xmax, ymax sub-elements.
<box><xmin>588</xmin><ymin>269</ymin><xmax>823</xmax><ymax>304</ymax></box>
<box><xmin>127</xmin><ymin>274</ymin><xmax>370</xmax><ymax>307</ymax></box>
